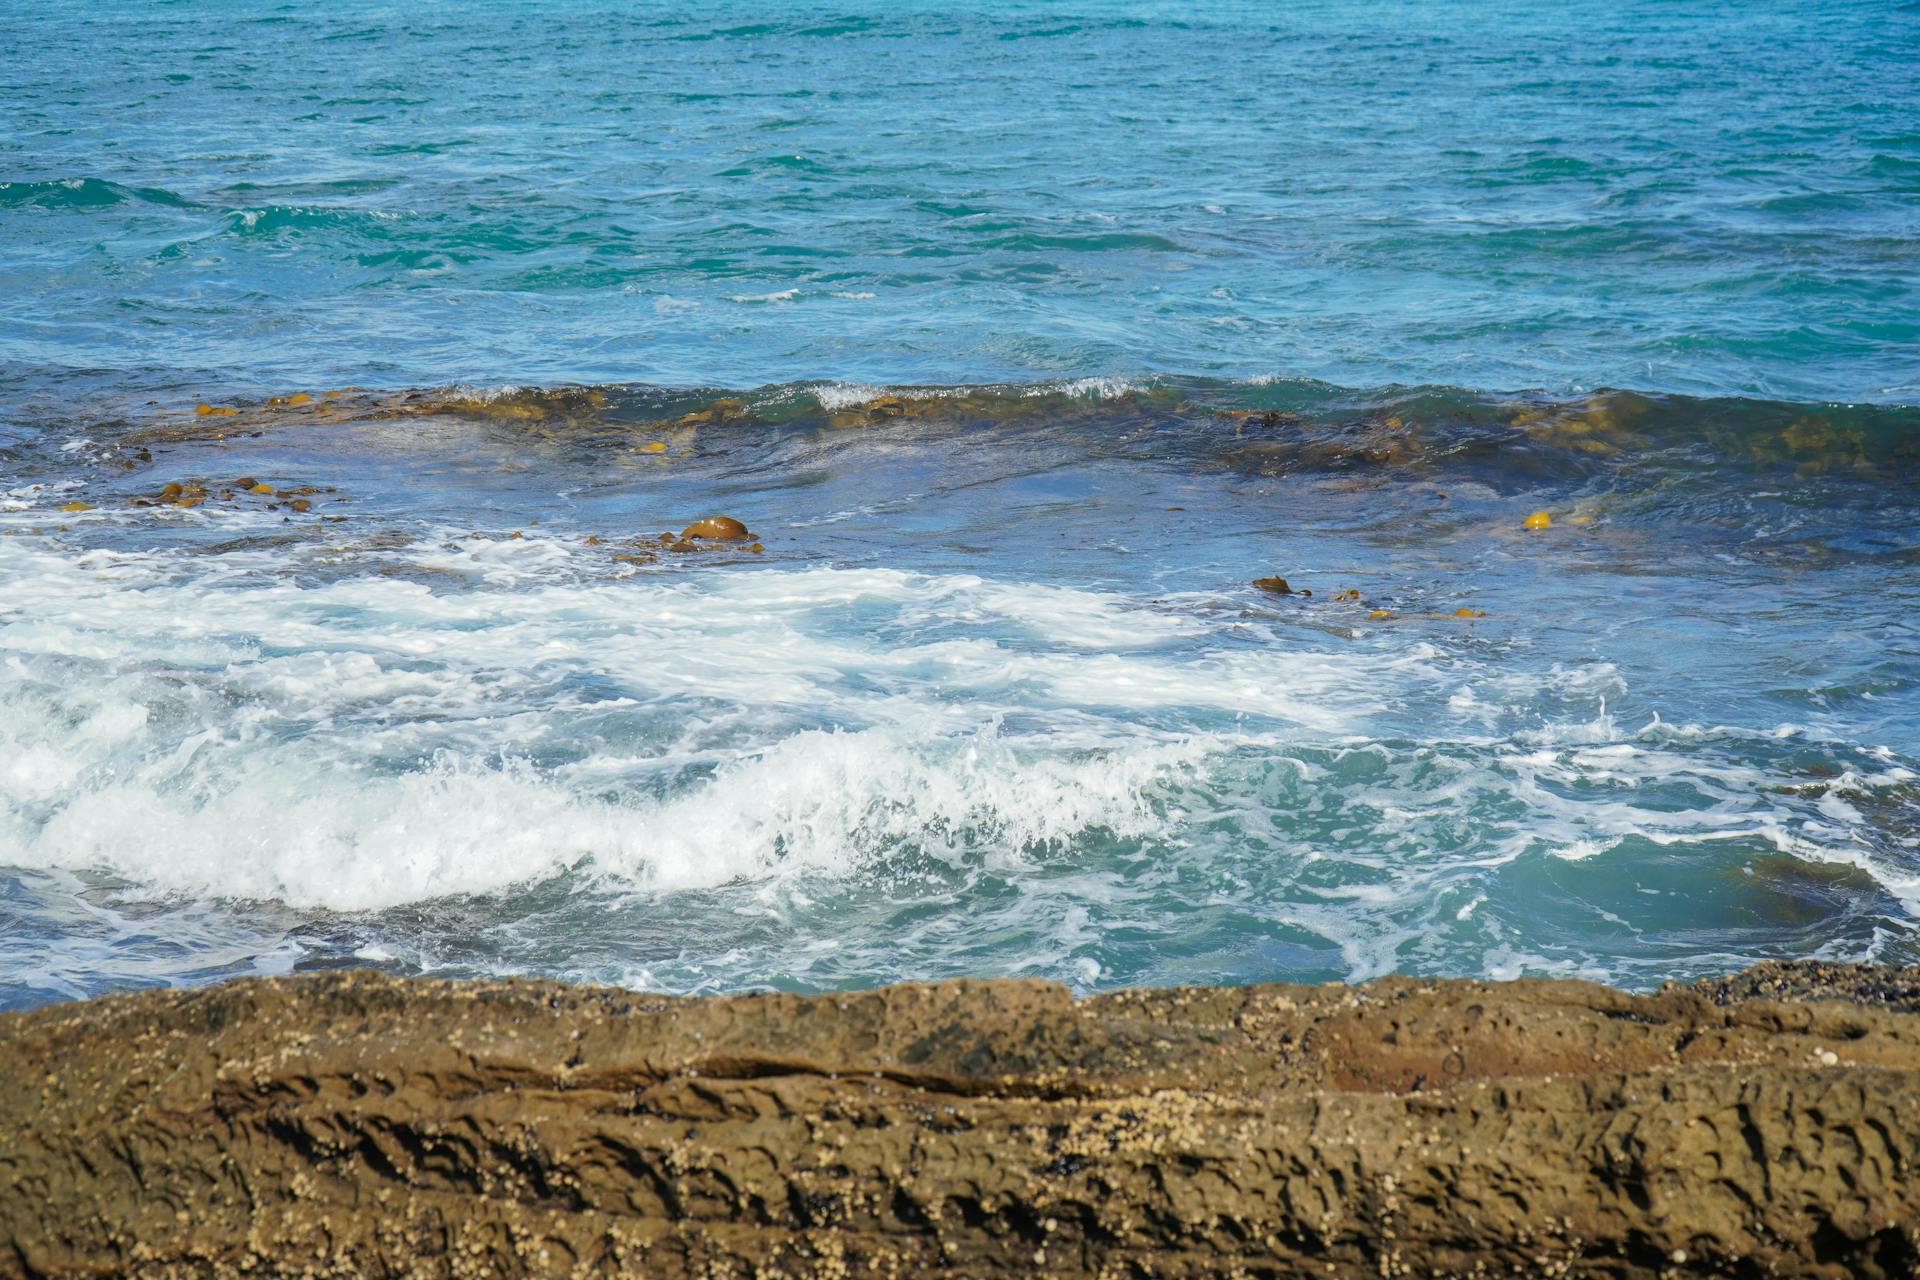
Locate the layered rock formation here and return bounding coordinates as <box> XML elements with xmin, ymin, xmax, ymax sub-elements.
<box><xmin>4</xmin><ymin>962</ymin><xmax>1918</xmax><ymax>1278</ymax></box>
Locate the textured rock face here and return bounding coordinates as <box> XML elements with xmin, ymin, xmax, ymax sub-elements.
<box><xmin>3</xmin><ymin>964</ymin><xmax>1919</xmax><ymax>1279</ymax></box>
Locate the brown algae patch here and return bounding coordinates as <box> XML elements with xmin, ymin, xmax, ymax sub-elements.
<box><xmin>1504</xmin><ymin>390</ymin><xmax>1656</xmax><ymax>458</ymax></box>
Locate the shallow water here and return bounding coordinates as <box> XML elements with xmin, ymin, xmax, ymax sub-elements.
<box><xmin>1</xmin><ymin>2</ymin><xmax>1917</xmax><ymax>1008</ymax></box>
<box><xmin>2</xmin><ymin>382</ymin><xmax>1915</xmax><ymax>1006</ymax></box>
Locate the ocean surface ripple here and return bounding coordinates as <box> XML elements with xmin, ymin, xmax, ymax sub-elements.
<box><xmin>2</xmin><ymin>0</ymin><xmax>1918</xmax><ymax>399</ymax></box>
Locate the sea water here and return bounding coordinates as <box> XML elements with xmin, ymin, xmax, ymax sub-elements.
<box><xmin>1</xmin><ymin>0</ymin><xmax>1915</xmax><ymax>1008</ymax></box>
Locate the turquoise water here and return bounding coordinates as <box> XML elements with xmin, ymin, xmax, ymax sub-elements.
<box><xmin>1</xmin><ymin>1</ymin><xmax>1916</xmax><ymax>1007</ymax></box>
<box><xmin>6</xmin><ymin>0</ymin><xmax>1919</xmax><ymax>398</ymax></box>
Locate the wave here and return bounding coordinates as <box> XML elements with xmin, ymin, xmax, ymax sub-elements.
<box><xmin>0</xmin><ymin>537</ymin><xmax>1321</xmax><ymax>910</ymax></box>
<box><xmin>6</xmin><ymin>726</ymin><xmax>1202</xmax><ymax>911</ymax></box>
<box><xmin>0</xmin><ymin>177</ymin><xmax>197</xmax><ymax>210</ymax></box>
<box><xmin>100</xmin><ymin>374</ymin><xmax>1919</xmax><ymax>483</ymax></box>
<box><xmin>0</xmin><ymin>533</ymin><xmax>1909</xmax><ymax>957</ymax></box>
<box><xmin>220</xmin><ymin>204</ymin><xmax>406</xmax><ymax>237</ymax></box>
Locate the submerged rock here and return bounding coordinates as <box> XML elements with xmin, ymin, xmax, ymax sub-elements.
<box><xmin>1222</xmin><ymin>412</ymin><xmax>1427</xmax><ymax>475</ymax></box>
<box><xmin>675</xmin><ymin>397</ymin><xmax>753</xmax><ymax>427</ymax></box>
<box><xmin>5</xmin><ymin>964</ymin><xmax>1918</xmax><ymax>1279</ymax></box>
<box><xmin>820</xmin><ymin>385</ymin><xmax>1172</xmax><ymax>431</ymax></box>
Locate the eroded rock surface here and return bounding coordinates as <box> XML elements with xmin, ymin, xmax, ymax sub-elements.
<box><xmin>3</xmin><ymin>964</ymin><xmax>1918</xmax><ymax>1278</ymax></box>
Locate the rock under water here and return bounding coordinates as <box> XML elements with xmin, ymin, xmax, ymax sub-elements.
<box><xmin>3</xmin><ymin>963</ymin><xmax>1919</xmax><ymax>1278</ymax></box>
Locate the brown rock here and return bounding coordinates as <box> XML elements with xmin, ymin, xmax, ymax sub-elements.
<box><xmin>680</xmin><ymin>515</ymin><xmax>753</xmax><ymax>541</ymax></box>
<box><xmin>2</xmin><ymin>964</ymin><xmax>1918</xmax><ymax>1278</ymax></box>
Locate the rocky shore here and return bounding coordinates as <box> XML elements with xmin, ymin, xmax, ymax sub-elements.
<box><xmin>4</xmin><ymin>962</ymin><xmax>1919</xmax><ymax>1279</ymax></box>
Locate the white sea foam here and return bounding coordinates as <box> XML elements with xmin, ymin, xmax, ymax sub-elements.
<box><xmin>1024</xmin><ymin>375</ymin><xmax>1144</xmax><ymax>399</ymax></box>
<box><xmin>0</xmin><ymin>534</ymin><xmax>1304</xmax><ymax>910</ymax></box>
<box><xmin>805</xmin><ymin>377</ymin><xmax>1144</xmax><ymax>414</ymax></box>
<box><xmin>7</xmin><ymin>716</ymin><xmax>1205</xmax><ymax>911</ymax></box>
<box><xmin>808</xmin><ymin>381</ymin><xmax>888</xmax><ymax>411</ymax></box>
<box><xmin>969</xmin><ymin>582</ymin><xmax>1207</xmax><ymax>649</ymax></box>
<box><xmin>804</xmin><ymin>382</ymin><xmax>963</xmax><ymax>412</ymax></box>
<box><xmin>431</xmin><ymin>382</ymin><xmax>534</xmax><ymax>405</ymax></box>
<box><xmin>1</xmin><ymin>516</ymin><xmax>1911</xmax><ymax>993</ymax></box>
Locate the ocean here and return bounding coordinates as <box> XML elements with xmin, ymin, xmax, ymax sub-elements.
<box><xmin>1</xmin><ymin>0</ymin><xmax>1915</xmax><ymax>1008</ymax></box>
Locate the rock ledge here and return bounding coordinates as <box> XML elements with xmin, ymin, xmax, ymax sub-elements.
<box><xmin>4</xmin><ymin>962</ymin><xmax>1919</xmax><ymax>1278</ymax></box>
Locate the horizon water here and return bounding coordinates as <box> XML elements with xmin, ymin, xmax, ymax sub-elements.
<box><xmin>1</xmin><ymin>0</ymin><xmax>1916</xmax><ymax>1009</ymax></box>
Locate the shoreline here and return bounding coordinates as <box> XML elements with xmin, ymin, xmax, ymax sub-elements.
<box><xmin>4</xmin><ymin>962</ymin><xmax>1918</xmax><ymax>1278</ymax></box>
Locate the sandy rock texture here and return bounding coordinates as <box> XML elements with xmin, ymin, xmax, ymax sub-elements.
<box><xmin>3</xmin><ymin>962</ymin><xmax>1919</xmax><ymax>1279</ymax></box>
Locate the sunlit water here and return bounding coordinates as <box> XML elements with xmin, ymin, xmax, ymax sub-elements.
<box><xmin>1</xmin><ymin>1</ymin><xmax>1916</xmax><ymax>1008</ymax></box>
